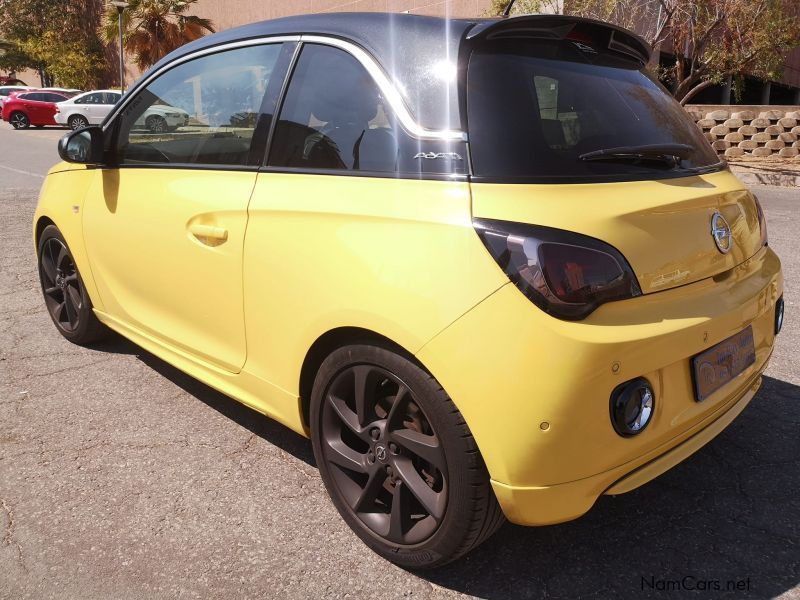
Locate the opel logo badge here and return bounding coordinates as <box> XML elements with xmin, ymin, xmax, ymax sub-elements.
<box><xmin>375</xmin><ymin>444</ymin><xmax>388</xmax><ymax>462</ymax></box>
<box><xmin>711</xmin><ymin>212</ymin><xmax>732</xmax><ymax>254</ymax></box>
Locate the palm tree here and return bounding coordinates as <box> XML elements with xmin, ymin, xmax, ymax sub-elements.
<box><xmin>103</xmin><ymin>0</ymin><xmax>215</xmax><ymax>71</ymax></box>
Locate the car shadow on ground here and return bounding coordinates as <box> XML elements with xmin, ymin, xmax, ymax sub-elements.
<box><xmin>90</xmin><ymin>334</ymin><xmax>798</xmax><ymax>599</ymax></box>
<box><xmin>90</xmin><ymin>332</ymin><xmax>315</xmax><ymax>467</ymax></box>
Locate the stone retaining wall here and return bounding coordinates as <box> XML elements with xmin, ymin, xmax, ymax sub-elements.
<box><xmin>685</xmin><ymin>105</ymin><xmax>800</xmax><ymax>160</ymax></box>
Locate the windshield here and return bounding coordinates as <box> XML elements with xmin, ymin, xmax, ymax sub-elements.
<box><xmin>466</xmin><ymin>39</ymin><xmax>722</xmax><ymax>183</ymax></box>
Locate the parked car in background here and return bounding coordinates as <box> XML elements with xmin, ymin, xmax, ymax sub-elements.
<box><xmin>2</xmin><ymin>90</ymin><xmax>73</xmax><ymax>129</ymax></box>
<box><xmin>134</xmin><ymin>104</ymin><xmax>191</xmax><ymax>133</ymax></box>
<box><xmin>55</xmin><ymin>90</ymin><xmax>122</xmax><ymax>130</ymax></box>
<box><xmin>0</xmin><ymin>85</ymin><xmax>33</xmax><ymax>119</ymax></box>
<box><xmin>55</xmin><ymin>89</ymin><xmax>190</xmax><ymax>132</ymax></box>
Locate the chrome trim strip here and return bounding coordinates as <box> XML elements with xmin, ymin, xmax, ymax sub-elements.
<box><xmin>300</xmin><ymin>35</ymin><xmax>467</xmax><ymax>142</ymax></box>
<box><xmin>102</xmin><ymin>35</ymin><xmax>302</xmax><ymax>130</ymax></box>
<box><xmin>103</xmin><ymin>33</ymin><xmax>467</xmax><ymax>142</ymax></box>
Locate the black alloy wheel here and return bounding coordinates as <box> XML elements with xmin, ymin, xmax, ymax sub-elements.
<box><xmin>10</xmin><ymin>111</ymin><xmax>29</xmax><ymax>129</ymax></box>
<box><xmin>37</xmin><ymin>225</ymin><xmax>107</xmax><ymax>344</ymax></box>
<box><xmin>311</xmin><ymin>345</ymin><xmax>505</xmax><ymax>568</ymax></box>
<box><xmin>321</xmin><ymin>364</ymin><xmax>447</xmax><ymax>545</ymax></box>
<box><xmin>68</xmin><ymin>114</ymin><xmax>89</xmax><ymax>130</ymax></box>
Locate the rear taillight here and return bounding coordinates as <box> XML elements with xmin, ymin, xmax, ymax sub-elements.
<box><xmin>753</xmin><ymin>194</ymin><xmax>768</xmax><ymax>247</ymax></box>
<box><xmin>474</xmin><ymin>218</ymin><xmax>641</xmax><ymax>320</ymax></box>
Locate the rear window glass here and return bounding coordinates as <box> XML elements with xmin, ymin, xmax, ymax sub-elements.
<box><xmin>466</xmin><ymin>39</ymin><xmax>721</xmax><ymax>183</ymax></box>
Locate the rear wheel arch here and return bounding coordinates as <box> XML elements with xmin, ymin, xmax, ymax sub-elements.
<box><xmin>299</xmin><ymin>327</ymin><xmax>428</xmax><ymax>430</ymax></box>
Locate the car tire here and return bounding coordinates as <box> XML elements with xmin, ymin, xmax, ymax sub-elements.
<box><xmin>145</xmin><ymin>115</ymin><xmax>167</xmax><ymax>133</ymax></box>
<box><xmin>9</xmin><ymin>111</ymin><xmax>29</xmax><ymax>129</ymax></box>
<box><xmin>68</xmin><ymin>114</ymin><xmax>89</xmax><ymax>130</ymax></box>
<box><xmin>37</xmin><ymin>225</ymin><xmax>108</xmax><ymax>345</ymax></box>
<box><xmin>310</xmin><ymin>344</ymin><xmax>505</xmax><ymax>568</ymax></box>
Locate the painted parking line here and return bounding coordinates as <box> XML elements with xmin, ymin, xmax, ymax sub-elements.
<box><xmin>0</xmin><ymin>163</ymin><xmax>45</xmax><ymax>179</ymax></box>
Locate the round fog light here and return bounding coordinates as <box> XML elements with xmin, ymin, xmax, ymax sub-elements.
<box><xmin>775</xmin><ymin>296</ymin><xmax>784</xmax><ymax>335</ymax></box>
<box><xmin>610</xmin><ymin>378</ymin><xmax>655</xmax><ymax>437</ymax></box>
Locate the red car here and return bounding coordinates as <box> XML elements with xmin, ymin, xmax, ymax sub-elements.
<box><xmin>2</xmin><ymin>90</ymin><xmax>72</xmax><ymax>129</ymax></box>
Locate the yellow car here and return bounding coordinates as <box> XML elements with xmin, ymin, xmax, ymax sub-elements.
<box><xmin>35</xmin><ymin>13</ymin><xmax>783</xmax><ymax>567</ymax></box>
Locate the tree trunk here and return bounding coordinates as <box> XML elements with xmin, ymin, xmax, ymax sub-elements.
<box><xmin>678</xmin><ymin>78</ymin><xmax>716</xmax><ymax>105</ymax></box>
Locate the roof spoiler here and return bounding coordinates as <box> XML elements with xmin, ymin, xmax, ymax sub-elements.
<box><xmin>465</xmin><ymin>15</ymin><xmax>651</xmax><ymax>66</ymax></box>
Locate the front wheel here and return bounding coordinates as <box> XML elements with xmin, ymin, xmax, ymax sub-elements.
<box><xmin>37</xmin><ymin>225</ymin><xmax>107</xmax><ymax>344</ymax></box>
<box><xmin>311</xmin><ymin>344</ymin><xmax>504</xmax><ymax>568</ymax></box>
<box><xmin>9</xmin><ymin>111</ymin><xmax>29</xmax><ymax>129</ymax></box>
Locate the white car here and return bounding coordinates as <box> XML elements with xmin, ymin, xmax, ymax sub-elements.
<box><xmin>55</xmin><ymin>90</ymin><xmax>122</xmax><ymax>130</ymax></box>
<box><xmin>0</xmin><ymin>86</ymin><xmax>33</xmax><ymax>120</ymax></box>
<box><xmin>55</xmin><ymin>89</ymin><xmax>190</xmax><ymax>132</ymax></box>
<box><xmin>133</xmin><ymin>104</ymin><xmax>191</xmax><ymax>133</ymax></box>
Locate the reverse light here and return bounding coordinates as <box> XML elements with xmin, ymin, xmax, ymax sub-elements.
<box><xmin>474</xmin><ymin>218</ymin><xmax>641</xmax><ymax>320</ymax></box>
<box><xmin>610</xmin><ymin>378</ymin><xmax>655</xmax><ymax>436</ymax></box>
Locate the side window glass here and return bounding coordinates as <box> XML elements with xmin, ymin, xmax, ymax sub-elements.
<box><xmin>74</xmin><ymin>94</ymin><xmax>88</xmax><ymax>104</ymax></box>
<box><xmin>115</xmin><ymin>43</ymin><xmax>283</xmax><ymax>167</ymax></box>
<box><xmin>268</xmin><ymin>44</ymin><xmax>400</xmax><ymax>173</ymax></box>
<box><xmin>106</xmin><ymin>93</ymin><xmax>122</xmax><ymax>105</ymax></box>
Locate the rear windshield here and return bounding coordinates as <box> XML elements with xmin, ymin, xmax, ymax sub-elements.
<box><xmin>466</xmin><ymin>39</ymin><xmax>722</xmax><ymax>183</ymax></box>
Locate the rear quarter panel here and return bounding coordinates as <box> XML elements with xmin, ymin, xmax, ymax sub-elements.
<box><xmin>242</xmin><ymin>173</ymin><xmax>508</xmax><ymax>397</ymax></box>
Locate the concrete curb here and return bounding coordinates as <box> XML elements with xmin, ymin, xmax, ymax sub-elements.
<box><xmin>729</xmin><ymin>166</ymin><xmax>800</xmax><ymax>188</ymax></box>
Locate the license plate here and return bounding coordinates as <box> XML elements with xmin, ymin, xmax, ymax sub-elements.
<box><xmin>691</xmin><ymin>326</ymin><xmax>756</xmax><ymax>402</ymax></box>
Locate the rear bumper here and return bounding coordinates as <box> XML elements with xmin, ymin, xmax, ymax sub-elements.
<box><xmin>417</xmin><ymin>245</ymin><xmax>782</xmax><ymax>526</ymax></box>
<box><xmin>491</xmin><ymin>372</ymin><xmax>761</xmax><ymax>525</ymax></box>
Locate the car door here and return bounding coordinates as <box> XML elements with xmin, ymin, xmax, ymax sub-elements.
<box><xmin>20</xmin><ymin>92</ymin><xmax>44</xmax><ymax>122</ymax></box>
<box><xmin>71</xmin><ymin>92</ymin><xmax>94</xmax><ymax>122</ymax></box>
<box><xmin>82</xmin><ymin>41</ymin><xmax>294</xmax><ymax>372</ymax></box>
<box><xmin>39</xmin><ymin>93</ymin><xmax>65</xmax><ymax>123</ymax></box>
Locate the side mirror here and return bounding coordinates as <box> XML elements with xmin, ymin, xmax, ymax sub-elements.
<box><xmin>58</xmin><ymin>126</ymin><xmax>104</xmax><ymax>164</ymax></box>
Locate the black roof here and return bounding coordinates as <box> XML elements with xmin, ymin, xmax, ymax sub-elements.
<box><xmin>150</xmin><ymin>13</ymin><xmax>478</xmax><ymax>131</ymax></box>
<box><xmin>138</xmin><ymin>12</ymin><xmax>651</xmax><ymax>132</ymax></box>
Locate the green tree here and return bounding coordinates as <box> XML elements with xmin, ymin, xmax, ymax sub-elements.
<box><xmin>0</xmin><ymin>0</ymin><xmax>107</xmax><ymax>88</ymax></box>
<box><xmin>103</xmin><ymin>0</ymin><xmax>215</xmax><ymax>72</ymax></box>
<box><xmin>486</xmin><ymin>0</ymin><xmax>799</xmax><ymax>104</ymax></box>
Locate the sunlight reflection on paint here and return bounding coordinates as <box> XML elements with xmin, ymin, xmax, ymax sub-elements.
<box><xmin>431</xmin><ymin>60</ymin><xmax>458</xmax><ymax>84</ymax></box>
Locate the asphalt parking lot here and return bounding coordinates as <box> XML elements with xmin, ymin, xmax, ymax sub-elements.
<box><xmin>1</xmin><ymin>123</ymin><xmax>798</xmax><ymax>599</ymax></box>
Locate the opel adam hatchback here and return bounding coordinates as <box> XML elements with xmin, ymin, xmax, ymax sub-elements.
<box><xmin>35</xmin><ymin>13</ymin><xmax>783</xmax><ymax>567</ymax></box>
